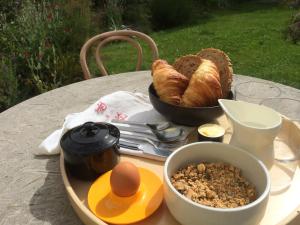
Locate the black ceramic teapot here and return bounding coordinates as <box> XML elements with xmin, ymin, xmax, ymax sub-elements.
<box><xmin>60</xmin><ymin>122</ymin><xmax>120</xmax><ymax>180</ymax></box>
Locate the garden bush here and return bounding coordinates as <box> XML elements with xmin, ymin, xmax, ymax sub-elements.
<box><xmin>102</xmin><ymin>0</ymin><xmax>124</xmax><ymax>30</ymax></box>
<box><xmin>0</xmin><ymin>0</ymin><xmax>93</xmax><ymax>111</ymax></box>
<box><xmin>286</xmin><ymin>12</ymin><xmax>300</xmax><ymax>43</ymax></box>
<box><xmin>97</xmin><ymin>0</ymin><xmax>152</xmax><ymax>33</ymax></box>
<box><xmin>282</xmin><ymin>0</ymin><xmax>300</xmax><ymax>8</ymax></box>
<box><xmin>0</xmin><ymin>0</ymin><xmax>22</xmax><ymax>21</ymax></box>
<box><xmin>150</xmin><ymin>0</ymin><xmax>248</xmax><ymax>30</ymax></box>
<box><xmin>150</xmin><ymin>0</ymin><xmax>196</xmax><ymax>30</ymax></box>
<box><xmin>98</xmin><ymin>0</ymin><xmax>239</xmax><ymax>32</ymax></box>
<box><xmin>0</xmin><ymin>58</ymin><xmax>18</xmax><ymax>112</ymax></box>
<box><xmin>122</xmin><ymin>0</ymin><xmax>152</xmax><ymax>33</ymax></box>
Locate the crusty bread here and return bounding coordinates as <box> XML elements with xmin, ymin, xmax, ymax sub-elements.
<box><xmin>173</xmin><ymin>55</ymin><xmax>203</xmax><ymax>80</ymax></box>
<box><xmin>151</xmin><ymin>48</ymin><xmax>233</xmax><ymax>107</ymax></box>
<box><xmin>197</xmin><ymin>48</ymin><xmax>233</xmax><ymax>98</ymax></box>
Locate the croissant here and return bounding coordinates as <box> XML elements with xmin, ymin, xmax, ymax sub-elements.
<box><xmin>152</xmin><ymin>60</ymin><xmax>189</xmax><ymax>105</ymax></box>
<box><xmin>182</xmin><ymin>59</ymin><xmax>222</xmax><ymax>107</ymax></box>
<box><xmin>197</xmin><ymin>48</ymin><xmax>233</xmax><ymax>98</ymax></box>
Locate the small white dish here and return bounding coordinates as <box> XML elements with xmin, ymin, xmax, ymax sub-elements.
<box><xmin>197</xmin><ymin>123</ymin><xmax>225</xmax><ymax>142</ymax></box>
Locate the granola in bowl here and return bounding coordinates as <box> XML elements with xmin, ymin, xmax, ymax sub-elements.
<box><xmin>171</xmin><ymin>162</ymin><xmax>257</xmax><ymax>208</ymax></box>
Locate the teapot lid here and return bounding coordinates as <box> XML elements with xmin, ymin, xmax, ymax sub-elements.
<box><xmin>60</xmin><ymin>122</ymin><xmax>120</xmax><ymax>156</ymax></box>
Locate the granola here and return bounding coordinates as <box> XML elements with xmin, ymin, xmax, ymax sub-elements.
<box><xmin>171</xmin><ymin>162</ymin><xmax>257</xmax><ymax>208</ymax></box>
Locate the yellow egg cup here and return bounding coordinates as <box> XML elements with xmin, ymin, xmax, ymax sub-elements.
<box><xmin>88</xmin><ymin>167</ymin><xmax>163</xmax><ymax>224</ymax></box>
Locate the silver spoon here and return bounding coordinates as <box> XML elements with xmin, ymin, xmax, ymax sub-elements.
<box><xmin>151</xmin><ymin>127</ymin><xmax>184</xmax><ymax>142</ymax></box>
<box><xmin>111</xmin><ymin>120</ymin><xmax>184</xmax><ymax>142</ymax></box>
<box><xmin>111</xmin><ymin>119</ymin><xmax>170</xmax><ymax>131</ymax></box>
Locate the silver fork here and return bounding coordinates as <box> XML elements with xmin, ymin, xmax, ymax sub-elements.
<box><xmin>119</xmin><ymin>139</ymin><xmax>171</xmax><ymax>157</ymax></box>
<box><xmin>120</xmin><ymin>132</ymin><xmax>187</xmax><ymax>151</ymax></box>
<box><xmin>113</xmin><ymin>122</ymin><xmax>185</xmax><ymax>142</ymax></box>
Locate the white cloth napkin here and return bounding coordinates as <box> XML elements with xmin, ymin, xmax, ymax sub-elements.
<box><xmin>36</xmin><ymin>91</ymin><xmax>190</xmax><ymax>160</ymax></box>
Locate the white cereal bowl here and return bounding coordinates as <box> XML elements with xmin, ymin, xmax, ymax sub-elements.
<box><xmin>163</xmin><ymin>142</ymin><xmax>270</xmax><ymax>225</ymax></box>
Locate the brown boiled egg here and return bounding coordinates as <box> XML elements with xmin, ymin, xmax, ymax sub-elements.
<box><xmin>110</xmin><ymin>161</ymin><xmax>141</xmax><ymax>197</ymax></box>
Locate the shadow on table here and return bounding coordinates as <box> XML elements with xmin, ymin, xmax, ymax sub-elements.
<box><xmin>29</xmin><ymin>155</ymin><xmax>84</xmax><ymax>225</ymax></box>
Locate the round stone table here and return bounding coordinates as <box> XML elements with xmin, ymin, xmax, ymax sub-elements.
<box><xmin>0</xmin><ymin>71</ymin><xmax>299</xmax><ymax>225</ymax></box>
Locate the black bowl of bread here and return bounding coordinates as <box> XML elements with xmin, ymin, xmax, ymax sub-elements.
<box><xmin>149</xmin><ymin>48</ymin><xmax>234</xmax><ymax>126</ymax></box>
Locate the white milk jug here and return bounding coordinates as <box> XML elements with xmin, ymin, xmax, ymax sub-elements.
<box><xmin>218</xmin><ymin>99</ymin><xmax>282</xmax><ymax>169</ymax></box>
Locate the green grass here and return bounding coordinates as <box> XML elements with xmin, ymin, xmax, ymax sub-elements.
<box><xmin>94</xmin><ymin>3</ymin><xmax>300</xmax><ymax>89</ymax></box>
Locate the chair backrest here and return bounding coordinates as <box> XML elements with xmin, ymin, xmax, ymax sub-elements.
<box><xmin>80</xmin><ymin>30</ymin><xmax>159</xmax><ymax>79</ymax></box>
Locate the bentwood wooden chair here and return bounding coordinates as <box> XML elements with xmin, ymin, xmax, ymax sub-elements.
<box><xmin>80</xmin><ymin>30</ymin><xmax>159</xmax><ymax>79</ymax></box>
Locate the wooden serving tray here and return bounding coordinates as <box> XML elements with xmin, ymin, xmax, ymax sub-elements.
<box><xmin>60</xmin><ymin>116</ymin><xmax>300</xmax><ymax>225</ymax></box>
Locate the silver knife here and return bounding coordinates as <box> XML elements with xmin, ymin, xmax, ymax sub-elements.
<box><xmin>112</xmin><ymin>122</ymin><xmax>153</xmax><ymax>134</ymax></box>
<box><xmin>111</xmin><ymin>119</ymin><xmax>170</xmax><ymax>130</ymax></box>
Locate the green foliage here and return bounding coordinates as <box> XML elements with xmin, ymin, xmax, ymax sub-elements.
<box><xmin>150</xmin><ymin>0</ymin><xmax>196</xmax><ymax>30</ymax></box>
<box><xmin>287</xmin><ymin>12</ymin><xmax>300</xmax><ymax>43</ymax></box>
<box><xmin>281</xmin><ymin>0</ymin><xmax>300</xmax><ymax>9</ymax></box>
<box><xmin>122</xmin><ymin>0</ymin><xmax>152</xmax><ymax>33</ymax></box>
<box><xmin>288</xmin><ymin>22</ymin><xmax>300</xmax><ymax>43</ymax></box>
<box><xmin>103</xmin><ymin>3</ymin><xmax>300</xmax><ymax>89</ymax></box>
<box><xmin>0</xmin><ymin>0</ymin><xmax>22</xmax><ymax>21</ymax></box>
<box><xmin>207</xmin><ymin>0</ymin><xmax>248</xmax><ymax>8</ymax></box>
<box><xmin>0</xmin><ymin>0</ymin><xmax>93</xmax><ymax>111</ymax></box>
<box><xmin>100</xmin><ymin>0</ymin><xmax>152</xmax><ymax>32</ymax></box>
<box><xmin>149</xmin><ymin>0</ymin><xmax>245</xmax><ymax>30</ymax></box>
<box><xmin>0</xmin><ymin>58</ymin><xmax>19</xmax><ymax>111</ymax></box>
<box><xmin>292</xmin><ymin>11</ymin><xmax>300</xmax><ymax>22</ymax></box>
<box><xmin>103</xmin><ymin>0</ymin><xmax>125</xmax><ymax>30</ymax></box>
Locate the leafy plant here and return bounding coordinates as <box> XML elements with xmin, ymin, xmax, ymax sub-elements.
<box><xmin>286</xmin><ymin>12</ymin><xmax>300</xmax><ymax>43</ymax></box>
<box><xmin>281</xmin><ymin>0</ymin><xmax>300</xmax><ymax>9</ymax></box>
<box><xmin>0</xmin><ymin>0</ymin><xmax>93</xmax><ymax>111</ymax></box>
<box><xmin>0</xmin><ymin>0</ymin><xmax>23</xmax><ymax>22</ymax></box>
<box><xmin>292</xmin><ymin>11</ymin><xmax>300</xmax><ymax>22</ymax></box>
<box><xmin>150</xmin><ymin>0</ymin><xmax>196</xmax><ymax>30</ymax></box>
<box><xmin>0</xmin><ymin>57</ymin><xmax>18</xmax><ymax>112</ymax></box>
<box><xmin>104</xmin><ymin>0</ymin><xmax>125</xmax><ymax>30</ymax></box>
<box><xmin>122</xmin><ymin>0</ymin><xmax>152</xmax><ymax>33</ymax></box>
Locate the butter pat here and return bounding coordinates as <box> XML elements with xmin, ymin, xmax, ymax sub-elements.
<box><xmin>197</xmin><ymin>124</ymin><xmax>225</xmax><ymax>142</ymax></box>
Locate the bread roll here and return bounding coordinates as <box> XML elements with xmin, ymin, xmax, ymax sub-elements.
<box><xmin>173</xmin><ymin>55</ymin><xmax>203</xmax><ymax>80</ymax></box>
